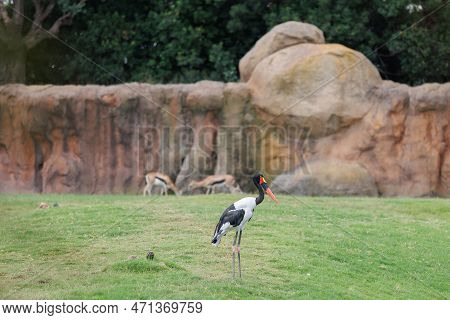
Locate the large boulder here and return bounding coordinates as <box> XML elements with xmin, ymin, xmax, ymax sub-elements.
<box><xmin>271</xmin><ymin>160</ymin><xmax>378</xmax><ymax>196</ymax></box>
<box><xmin>239</xmin><ymin>21</ymin><xmax>325</xmax><ymax>81</ymax></box>
<box><xmin>248</xmin><ymin>43</ymin><xmax>382</xmax><ymax>137</ymax></box>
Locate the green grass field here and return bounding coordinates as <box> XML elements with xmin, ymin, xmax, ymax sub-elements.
<box><xmin>0</xmin><ymin>194</ymin><xmax>448</xmax><ymax>299</ymax></box>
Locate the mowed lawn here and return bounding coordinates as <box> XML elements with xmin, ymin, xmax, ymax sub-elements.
<box><xmin>0</xmin><ymin>194</ymin><xmax>448</xmax><ymax>300</ymax></box>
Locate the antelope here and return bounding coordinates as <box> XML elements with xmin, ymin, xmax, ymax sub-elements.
<box><xmin>143</xmin><ymin>172</ymin><xmax>180</xmax><ymax>196</ymax></box>
<box><xmin>188</xmin><ymin>174</ymin><xmax>242</xmax><ymax>194</ymax></box>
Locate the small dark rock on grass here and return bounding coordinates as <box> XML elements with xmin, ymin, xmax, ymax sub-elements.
<box><xmin>146</xmin><ymin>250</ymin><xmax>154</xmax><ymax>260</ymax></box>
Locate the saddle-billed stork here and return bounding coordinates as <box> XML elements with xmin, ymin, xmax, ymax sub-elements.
<box><xmin>211</xmin><ymin>172</ymin><xmax>279</xmax><ymax>278</ymax></box>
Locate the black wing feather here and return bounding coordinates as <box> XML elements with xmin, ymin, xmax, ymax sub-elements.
<box><xmin>213</xmin><ymin>204</ymin><xmax>245</xmax><ymax>235</ymax></box>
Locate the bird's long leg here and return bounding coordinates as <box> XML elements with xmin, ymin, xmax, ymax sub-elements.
<box><xmin>237</xmin><ymin>230</ymin><xmax>242</xmax><ymax>279</ymax></box>
<box><xmin>232</xmin><ymin>230</ymin><xmax>238</xmax><ymax>279</ymax></box>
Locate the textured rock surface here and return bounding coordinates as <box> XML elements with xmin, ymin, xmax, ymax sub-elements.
<box><xmin>269</xmin><ymin>81</ymin><xmax>450</xmax><ymax>197</ymax></box>
<box><xmin>248</xmin><ymin>43</ymin><xmax>382</xmax><ymax>137</ymax></box>
<box><xmin>0</xmin><ymin>82</ymin><xmax>227</xmax><ymax>194</ymax></box>
<box><xmin>313</xmin><ymin>81</ymin><xmax>450</xmax><ymax>197</ymax></box>
<box><xmin>272</xmin><ymin>160</ymin><xmax>378</xmax><ymax>196</ymax></box>
<box><xmin>0</xmin><ymin>21</ymin><xmax>449</xmax><ymax>197</ymax></box>
<box><xmin>239</xmin><ymin>21</ymin><xmax>325</xmax><ymax>81</ymax></box>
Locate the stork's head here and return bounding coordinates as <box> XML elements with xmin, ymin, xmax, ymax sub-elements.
<box><xmin>252</xmin><ymin>173</ymin><xmax>279</xmax><ymax>204</ymax></box>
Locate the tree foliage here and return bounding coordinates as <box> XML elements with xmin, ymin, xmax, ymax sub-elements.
<box><xmin>27</xmin><ymin>0</ymin><xmax>450</xmax><ymax>85</ymax></box>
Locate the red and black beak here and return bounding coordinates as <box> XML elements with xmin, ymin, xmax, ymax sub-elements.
<box><xmin>260</xmin><ymin>177</ymin><xmax>279</xmax><ymax>204</ymax></box>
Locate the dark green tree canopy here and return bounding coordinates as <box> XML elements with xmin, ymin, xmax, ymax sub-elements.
<box><xmin>0</xmin><ymin>0</ymin><xmax>85</xmax><ymax>84</ymax></box>
<box><xmin>27</xmin><ymin>0</ymin><xmax>450</xmax><ymax>85</ymax></box>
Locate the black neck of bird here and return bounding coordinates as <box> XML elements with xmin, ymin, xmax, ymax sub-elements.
<box><xmin>255</xmin><ymin>183</ymin><xmax>264</xmax><ymax>205</ymax></box>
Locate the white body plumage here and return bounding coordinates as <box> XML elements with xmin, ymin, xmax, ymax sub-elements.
<box><xmin>232</xmin><ymin>197</ymin><xmax>256</xmax><ymax>229</ymax></box>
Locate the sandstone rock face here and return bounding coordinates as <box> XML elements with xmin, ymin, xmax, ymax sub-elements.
<box><xmin>315</xmin><ymin>81</ymin><xmax>450</xmax><ymax>197</ymax></box>
<box><xmin>0</xmin><ymin>21</ymin><xmax>449</xmax><ymax>197</ymax></box>
<box><xmin>266</xmin><ymin>81</ymin><xmax>450</xmax><ymax>197</ymax></box>
<box><xmin>240</xmin><ymin>21</ymin><xmax>325</xmax><ymax>81</ymax></box>
<box><xmin>0</xmin><ymin>82</ymin><xmax>227</xmax><ymax>194</ymax></box>
<box><xmin>248</xmin><ymin>43</ymin><xmax>382</xmax><ymax>137</ymax></box>
<box><xmin>272</xmin><ymin>160</ymin><xmax>378</xmax><ymax>196</ymax></box>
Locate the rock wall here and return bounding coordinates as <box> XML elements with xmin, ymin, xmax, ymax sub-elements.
<box><xmin>0</xmin><ymin>21</ymin><xmax>449</xmax><ymax>196</ymax></box>
<box><xmin>271</xmin><ymin>81</ymin><xmax>450</xmax><ymax>197</ymax></box>
<box><xmin>0</xmin><ymin>82</ymin><xmax>227</xmax><ymax>194</ymax></box>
